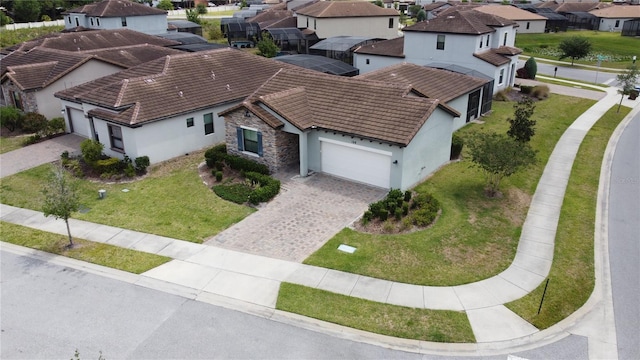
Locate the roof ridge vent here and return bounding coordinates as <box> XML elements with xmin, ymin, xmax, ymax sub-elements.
<box><xmin>211</xmin><ymin>71</ymin><xmax>215</xmax><ymax>80</ymax></box>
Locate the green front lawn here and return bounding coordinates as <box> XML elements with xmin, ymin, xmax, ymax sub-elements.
<box><xmin>304</xmin><ymin>94</ymin><xmax>596</xmax><ymax>286</ymax></box>
<box><xmin>516</xmin><ymin>31</ymin><xmax>640</xmax><ymax>69</ymax></box>
<box><xmin>276</xmin><ymin>283</ymin><xmax>475</xmax><ymax>343</ymax></box>
<box><xmin>506</xmin><ymin>105</ymin><xmax>630</xmax><ymax>329</ymax></box>
<box><xmin>1</xmin><ymin>222</ymin><xmax>171</xmax><ymax>274</ymax></box>
<box><xmin>0</xmin><ymin>151</ymin><xmax>254</xmax><ymax>243</ymax></box>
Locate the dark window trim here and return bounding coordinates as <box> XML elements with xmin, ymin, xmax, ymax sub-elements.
<box><xmin>108</xmin><ymin>124</ymin><xmax>124</xmax><ymax>152</ymax></box>
<box><xmin>203</xmin><ymin>113</ymin><xmax>214</xmax><ymax>135</ymax></box>
<box><xmin>436</xmin><ymin>34</ymin><xmax>445</xmax><ymax>50</ymax></box>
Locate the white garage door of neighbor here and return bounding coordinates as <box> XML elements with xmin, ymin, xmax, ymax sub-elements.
<box><xmin>68</xmin><ymin>108</ymin><xmax>90</xmax><ymax>138</ymax></box>
<box><xmin>320</xmin><ymin>138</ymin><xmax>391</xmax><ymax>188</ymax></box>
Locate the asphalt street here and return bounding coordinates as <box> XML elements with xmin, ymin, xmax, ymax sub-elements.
<box><xmin>608</xmin><ymin>112</ymin><xmax>640</xmax><ymax>360</ymax></box>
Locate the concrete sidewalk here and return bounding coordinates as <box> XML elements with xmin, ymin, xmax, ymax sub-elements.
<box><xmin>1</xmin><ymin>82</ymin><xmax>639</xmax><ymax>350</ymax></box>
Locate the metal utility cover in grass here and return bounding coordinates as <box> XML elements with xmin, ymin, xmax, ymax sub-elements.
<box><xmin>338</xmin><ymin>244</ymin><xmax>356</xmax><ymax>253</ymax></box>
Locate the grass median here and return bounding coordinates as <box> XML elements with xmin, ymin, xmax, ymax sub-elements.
<box><xmin>276</xmin><ymin>282</ymin><xmax>475</xmax><ymax>343</ymax></box>
<box><xmin>506</xmin><ymin>105</ymin><xmax>631</xmax><ymax>329</ymax></box>
<box><xmin>304</xmin><ymin>94</ymin><xmax>596</xmax><ymax>286</ymax></box>
<box><xmin>1</xmin><ymin>221</ymin><xmax>171</xmax><ymax>274</ymax></box>
<box><xmin>0</xmin><ymin>151</ymin><xmax>254</xmax><ymax>243</ymax></box>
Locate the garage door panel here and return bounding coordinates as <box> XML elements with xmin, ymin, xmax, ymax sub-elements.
<box><xmin>69</xmin><ymin>108</ymin><xmax>90</xmax><ymax>138</ymax></box>
<box><xmin>321</xmin><ymin>140</ymin><xmax>391</xmax><ymax>188</ymax></box>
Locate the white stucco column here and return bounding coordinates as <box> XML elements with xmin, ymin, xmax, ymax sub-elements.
<box><xmin>299</xmin><ymin>131</ymin><xmax>308</xmax><ymax>177</ymax></box>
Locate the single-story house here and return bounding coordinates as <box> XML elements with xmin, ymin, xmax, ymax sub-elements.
<box><xmin>63</xmin><ymin>0</ymin><xmax>169</xmax><ymax>35</ymax></box>
<box><xmin>357</xmin><ymin>63</ymin><xmax>492</xmax><ymax>129</ymax></box>
<box><xmin>590</xmin><ymin>5</ymin><xmax>640</xmax><ymax>31</ymax></box>
<box><xmin>219</xmin><ymin>68</ymin><xmax>461</xmax><ymax>190</ymax></box>
<box><xmin>473</xmin><ymin>5</ymin><xmax>547</xmax><ymax>34</ymax></box>
<box><xmin>54</xmin><ymin>48</ymin><xmax>299</xmax><ymax>164</ymax></box>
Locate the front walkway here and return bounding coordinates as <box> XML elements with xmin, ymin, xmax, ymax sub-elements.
<box><xmin>205</xmin><ymin>172</ymin><xmax>386</xmax><ymax>262</ymax></box>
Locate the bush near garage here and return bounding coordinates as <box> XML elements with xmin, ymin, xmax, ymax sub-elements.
<box><xmin>360</xmin><ymin>189</ymin><xmax>440</xmax><ymax>233</ymax></box>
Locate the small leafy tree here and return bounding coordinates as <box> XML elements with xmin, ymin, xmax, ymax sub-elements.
<box><xmin>256</xmin><ymin>33</ymin><xmax>279</xmax><ymax>58</ymax></box>
<box><xmin>409</xmin><ymin>5</ymin><xmax>422</xmax><ymax>17</ymax></box>
<box><xmin>42</xmin><ymin>164</ymin><xmax>80</xmax><ymax>248</ymax></box>
<box><xmin>80</xmin><ymin>139</ymin><xmax>104</xmax><ymax>165</ymax></box>
<box><xmin>186</xmin><ymin>8</ymin><xmax>201</xmax><ymax>24</ymax></box>
<box><xmin>507</xmin><ymin>98</ymin><xmax>537</xmax><ymax>143</ymax></box>
<box><xmin>373</xmin><ymin>0</ymin><xmax>383</xmax><ymax>7</ymax></box>
<box><xmin>468</xmin><ymin>132</ymin><xmax>537</xmax><ymax>197</ymax></box>
<box><xmin>157</xmin><ymin>0</ymin><xmax>174</xmax><ymax>10</ymax></box>
<box><xmin>416</xmin><ymin>9</ymin><xmax>426</xmax><ymax>22</ymax></box>
<box><xmin>196</xmin><ymin>3</ymin><xmax>207</xmax><ymax>15</ymax></box>
<box><xmin>0</xmin><ymin>107</ymin><xmax>24</xmax><ymax>132</ymax></box>
<box><xmin>615</xmin><ymin>64</ymin><xmax>639</xmax><ymax>113</ymax></box>
<box><xmin>524</xmin><ymin>57</ymin><xmax>537</xmax><ymax>80</ymax></box>
<box><xmin>240</xmin><ymin>0</ymin><xmax>247</xmax><ymax>9</ymax></box>
<box><xmin>558</xmin><ymin>36</ymin><xmax>591</xmax><ymax>66</ymax></box>
<box><xmin>0</xmin><ymin>11</ymin><xmax>14</xmax><ymax>26</ymax></box>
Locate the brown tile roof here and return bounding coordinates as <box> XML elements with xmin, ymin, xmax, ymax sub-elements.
<box><xmin>11</xmin><ymin>29</ymin><xmax>178</xmax><ymax>53</ymax></box>
<box><xmin>404</xmin><ymin>9</ymin><xmax>515</xmax><ymax>35</ymax></box>
<box><xmin>590</xmin><ymin>5</ymin><xmax>640</xmax><ymax>18</ymax></box>
<box><xmin>423</xmin><ymin>2</ymin><xmax>450</xmax><ymax>11</ymax></box>
<box><xmin>1</xmin><ymin>48</ymin><xmax>97</xmax><ymax>90</ymax></box>
<box><xmin>474</xmin><ymin>48</ymin><xmax>516</xmax><ymax>66</ymax></box>
<box><xmin>555</xmin><ymin>2</ymin><xmax>613</xmax><ymax>13</ymax></box>
<box><xmin>353</xmin><ymin>37</ymin><xmax>404</xmax><ymax>57</ymax></box>
<box><xmin>356</xmin><ymin>62</ymin><xmax>489</xmax><ymax>103</ymax></box>
<box><xmin>246</xmin><ymin>9</ymin><xmax>296</xmax><ymax>28</ymax></box>
<box><xmin>80</xmin><ymin>44</ymin><xmax>184</xmax><ymax>68</ymax></box>
<box><xmin>56</xmin><ymin>48</ymin><xmax>300</xmax><ymax>127</ymax></box>
<box><xmin>64</xmin><ymin>0</ymin><xmax>167</xmax><ymax>17</ymax></box>
<box><xmin>473</xmin><ymin>5</ymin><xmax>547</xmax><ymax>21</ymax></box>
<box><xmin>223</xmin><ymin>69</ymin><xmax>459</xmax><ymax>146</ymax></box>
<box><xmin>296</xmin><ymin>1</ymin><xmax>400</xmax><ymax>18</ymax></box>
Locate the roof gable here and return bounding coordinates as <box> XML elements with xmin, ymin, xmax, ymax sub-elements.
<box><xmin>474</xmin><ymin>5</ymin><xmax>547</xmax><ymax>21</ymax></box>
<box><xmin>353</xmin><ymin>36</ymin><xmax>404</xmax><ymax>57</ymax></box>
<box><xmin>296</xmin><ymin>1</ymin><xmax>399</xmax><ymax>18</ymax></box>
<box><xmin>65</xmin><ymin>0</ymin><xmax>167</xmax><ymax>17</ymax></box>
<box><xmin>590</xmin><ymin>5</ymin><xmax>640</xmax><ymax>18</ymax></box>
<box><xmin>403</xmin><ymin>9</ymin><xmax>515</xmax><ymax>35</ymax></box>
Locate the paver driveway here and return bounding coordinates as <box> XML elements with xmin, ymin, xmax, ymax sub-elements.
<box><xmin>205</xmin><ymin>171</ymin><xmax>387</xmax><ymax>262</ymax></box>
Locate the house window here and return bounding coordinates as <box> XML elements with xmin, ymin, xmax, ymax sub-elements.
<box><xmin>108</xmin><ymin>124</ymin><xmax>124</xmax><ymax>151</ymax></box>
<box><xmin>203</xmin><ymin>113</ymin><xmax>214</xmax><ymax>135</ymax></box>
<box><xmin>526</xmin><ymin>22</ymin><xmax>530</xmax><ymax>30</ymax></box>
<box><xmin>11</xmin><ymin>91</ymin><xmax>23</xmax><ymax>110</ymax></box>
<box><xmin>90</xmin><ymin>18</ymin><xmax>94</xmax><ymax>26</ymax></box>
<box><xmin>313</xmin><ymin>19</ymin><xmax>316</xmax><ymax>30</ymax></box>
<box><xmin>436</xmin><ymin>34</ymin><xmax>445</xmax><ymax>50</ymax></box>
<box><xmin>67</xmin><ymin>17</ymin><xmax>71</xmax><ymax>24</ymax></box>
<box><xmin>237</xmin><ymin>127</ymin><xmax>263</xmax><ymax>156</ymax></box>
<box><xmin>97</xmin><ymin>18</ymin><xmax>100</xmax><ymax>26</ymax></box>
<box><xmin>366</xmin><ymin>58</ymin><xmax>370</xmax><ymax>65</ymax></box>
<box><xmin>479</xmin><ymin>38</ymin><xmax>482</xmax><ymax>48</ymax></box>
<box><xmin>306</xmin><ymin>18</ymin><xmax>308</xmax><ymax>28</ymax></box>
<box><xmin>615</xmin><ymin>20</ymin><xmax>620</xmax><ymax>27</ymax></box>
<box><xmin>186</xmin><ymin>117</ymin><xmax>194</xmax><ymax>127</ymax></box>
<box><xmin>503</xmin><ymin>32</ymin><xmax>508</xmax><ymax>46</ymax></box>
<box><xmin>74</xmin><ymin>17</ymin><xmax>79</xmax><ymax>27</ymax></box>
<box><xmin>499</xmin><ymin>69</ymin><xmax>505</xmax><ymax>85</ymax></box>
<box><xmin>389</xmin><ymin>18</ymin><xmax>394</xmax><ymax>29</ymax></box>
<box><xmin>486</xmin><ymin>35</ymin><xmax>489</xmax><ymax>47</ymax></box>
<box><xmin>121</xmin><ymin>17</ymin><xmax>127</xmax><ymax>27</ymax></box>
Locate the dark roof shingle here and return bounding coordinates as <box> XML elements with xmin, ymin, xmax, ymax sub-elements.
<box><xmin>404</xmin><ymin>9</ymin><xmax>515</xmax><ymax>34</ymax></box>
<box><xmin>353</xmin><ymin>37</ymin><xmax>404</xmax><ymax>57</ymax></box>
<box><xmin>296</xmin><ymin>1</ymin><xmax>399</xmax><ymax>18</ymax></box>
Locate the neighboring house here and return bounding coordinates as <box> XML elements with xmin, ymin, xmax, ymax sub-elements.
<box><xmin>357</xmin><ymin>63</ymin><xmax>492</xmax><ymax>129</ymax></box>
<box><xmin>0</xmin><ymin>44</ymin><xmax>182</xmax><ymax>119</ymax></box>
<box><xmin>54</xmin><ymin>49</ymin><xmax>300</xmax><ymax>165</ymax></box>
<box><xmin>168</xmin><ymin>20</ymin><xmax>203</xmax><ymax>36</ymax></box>
<box><xmin>63</xmin><ymin>0</ymin><xmax>168</xmax><ymax>35</ymax></box>
<box><xmin>590</xmin><ymin>5</ymin><xmax>640</xmax><ymax>31</ymax></box>
<box><xmin>422</xmin><ymin>2</ymin><xmax>453</xmax><ymax>20</ymax></box>
<box><xmin>295</xmin><ymin>1</ymin><xmax>400</xmax><ymax>40</ymax></box>
<box><xmin>553</xmin><ymin>1</ymin><xmax>612</xmax><ymax>29</ymax></box>
<box><xmin>219</xmin><ymin>68</ymin><xmax>460</xmax><ymax>190</ymax></box>
<box><xmin>310</xmin><ymin>36</ymin><xmax>383</xmax><ymax>65</ymax></box>
<box><xmin>517</xmin><ymin>5</ymin><xmax>569</xmax><ymax>32</ymax></box>
<box><xmin>473</xmin><ymin>5</ymin><xmax>547</xmax><ymax>33</ymax></box>
<box><xmin>354</xmin><ymin>9</ymin><xmax>522</xmax><ymax>94</ymax></box>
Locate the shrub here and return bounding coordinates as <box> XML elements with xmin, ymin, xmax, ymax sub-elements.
<box><xmin>213</xmin><ymin>183</ymin><xmax>253</xmax><ymax>204</ymax></box>
<box><xmin>524</xmin><ymin>57</ymin><xmax>537</xmax><ymax>80</ymax></box>
<box><xmin>411</xmin><ymin>208</ymin><xmax>437</xmax><ymax>227</ymax></box>
<box><xmin>22</xmin><ymin>134</ymin><xmax>41</xmax><ymax>146</ymax></box>
<box><xmin>362</xmin><ymin>210</ymin><xmax>374</xmax><ymax>224</ymax></box>
<box><xmin>81</xmin><ymin>139</ymin><xmax>104</xmax><ymax>165</ymax></box>
<box><xmin>225</xmin><ymin>155</ymin><xmax>270</xmax><ymax>175</ymax></box>
<box><xmin>402</xmin><ymin>203</ymin><xmax>409</xmax><ymax>216</ymax></box>
<box><xmin>531</xmin><ymin>85</ymin><xmax>550</xmax><ymax>100</ymax></box>
<box><xmin>520</xmin><ymin>85</ymin><xmax>534</xmax><ymax>95</ymax></box>
<box><xmin>379</xmin><ymin>209</ymin><xmax>388</xmax><ymax>221</ymax></box>
<box><xmin>134</xmin><ymin>156</ymin><xmax>150</xmax><ymax>173</ymax></box>
<box><xmin>21</xmin><ymin>112</ymin><xmax>47</xmax><ymax>133</ymax></box>
<box><xmin>0</xmin><ymin>106</ymin><xmax>24</xmax><ymax>132</ymax></box>
<box><xmin>215</xmin><ymin>171</ymin><xmax>223</xmax><ymax>182</ymax></box>
<box><xmin>95</xmin><ymin>157</ymin><xmax>121</xmax><ymax>174</ymax></box>
<box><xmin>205</xmin><ymin>143</ymin><xmax>227</xmax><ymax>160</ymax></box>
<box><xmin>61</xmin><ymin>151</ymin><xmax>70</xmax><ymax>161</ymax></box>
<box><xmin>450</xmin><ymin>133</ymin><xmax>464</xmax><ymax>160</ymax></box>
<box><xmin>369</xmin><ymin>201</ymin><xmax>384</xmax><ymax>218</ymax></box>
<box><xmin>45</xmin><ymin>117</ymin><xmax>66</xmax><ymax>137</ymax></box>
<box><xmin>494</xmin><ymin>89</ymin><xmax>510</xmax><ymax>101</ymax></box>
<box><xmin>64</xmin><ymin>159</ymin><xmax>84</xmax><ymax>178</ymax></box>
<box><xmin>383</xmin><ymin>220</ymin><xmax>395</xmax><ymax>233</ymax></box>
<box><xmin>394</xmin><ymin>207</ymin><xmax>403</xmax><ymax>220</ymax></box>
<box><xmin>245</xmin><ymin>171</ymin><xmax>280</xmax><ymax>204</ymax></box>
<box><xmin>124</xmin><ymin>163</ymin><xmax>136</xmax><ymax>178</ymax></box>
<box><xmin>215</xmin><ymin>161</ymin><xmax>224</xmax><ymax>171</ymax></box>
<box><xmin>403</xmin><ymin>190</ymin><xmax>412</xmax><ymax>202</ymax></box>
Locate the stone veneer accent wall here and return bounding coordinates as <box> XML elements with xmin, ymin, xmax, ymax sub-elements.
<box><xmin>224</xmin><ymin>110</ymin><xmax>300</xmax><ymax>173</ymax></box>
<box><xmin>2</xmin><ymin>82</ymin><xmax>37</xmax><ymax>113</ymax></box>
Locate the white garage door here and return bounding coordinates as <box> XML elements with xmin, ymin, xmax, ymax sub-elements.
<box><xmin>68</xmin><ymin>108</ymin><xmax>90</xmax><ymax>138</ymax></box>
<box><xmin>320</xmin><ymin>138</ymin><xmax>391</xmax><ymax>188</ymax></box>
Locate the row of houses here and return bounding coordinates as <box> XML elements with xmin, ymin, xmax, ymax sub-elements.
<box><xmin>2</xmin><ymin>0</ymin><xmax>520</xmax><ymax>190</ymax></box>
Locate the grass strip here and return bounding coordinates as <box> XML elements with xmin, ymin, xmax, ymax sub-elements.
<box><xmin>0</xmin><ymin>221</ymin><xmax>171</xmax><ymax>274</ymax></box>
<box><xmin>276</xmin><ymin>282</ymin><xmax>475</xmax><ymax>343</ymax></box>
<box><xmin>0</xmin><ymin>135</ymin><xmax>27</xmax><ymax>154</ymax></box>
<box><xmin>305</xmin><ymin>95</ymin><xmax>596</xmax><ymax>286</ymax></box>
<box><xmin>0</xmin><ymin>151</ymin><xmax>254</xmax><ymax>243</ymax></box>
<box><xmin>506</xmin><ymin>105</ymin><xmax>631</xmax><ymax>329</ymax></box>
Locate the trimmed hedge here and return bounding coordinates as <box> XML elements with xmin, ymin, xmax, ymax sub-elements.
<box><xmin>245</xmin><ymin>171</ymin><xmax>280</xmax><ymax>205</ymax></box>
<box><xmin>213</xmin><ymin>183</ymin><xmax>253</xmax><ymax>204</ymax></box>
<box><xmin>204</xmin><ymin>144</ymin><xmax>269</xmax><ymax>175</ymax></box>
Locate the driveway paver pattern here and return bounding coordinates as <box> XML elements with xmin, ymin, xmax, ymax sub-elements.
<box><xmin>205</xmin><ymin>171</ymin><xmax>386</xmax><ymax>262</ymax></box>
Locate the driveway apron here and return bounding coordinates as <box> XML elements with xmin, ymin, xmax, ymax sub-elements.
<box><xmin>0</xmin><ymin>134</ymin><xmax>84</xmax><ymax>178</ymax></box>
<box><xmin>205</xmin><ymin>172</ymin><xmax>387</xmax><ymax>262</ymax></box>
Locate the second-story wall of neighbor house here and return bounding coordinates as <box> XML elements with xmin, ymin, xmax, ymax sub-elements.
<box><xmin>297</xmin><ymin>15</ymin><xmax>399</xmax><ymax>39</ymax></box>
<box><xmin>403</xmin><ymin>32</ymin><xmax>480</xmax><ymax>65</ymax></box>
<box><xmin>64</xmin><ymin>14</ymin><xmax>168</xmax><ymax>35</ymax></box>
